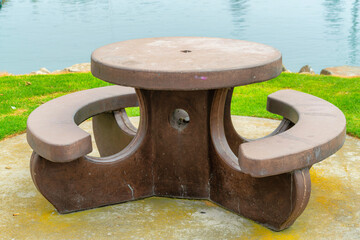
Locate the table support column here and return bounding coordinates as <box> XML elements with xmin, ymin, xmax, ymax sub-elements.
<box><xmin>138</xmin><ymin>89</ymin><xmax>213</xmax><ymax>198</ymax></box>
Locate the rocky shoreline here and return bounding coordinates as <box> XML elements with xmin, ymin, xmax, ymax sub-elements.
<box><xmin>0</xmin><ymin>63</ymin><xmax>91</xmax><ymax>77</ymax></box>
<box><xmin>1</xmin><ymin>63</ymin><xmax>360</xmax><ymax>77</ymax></box>
<box><xmin>282</xmin><ymin>64</ymin><xmax>360</xmax><ymax>77</ymax></box>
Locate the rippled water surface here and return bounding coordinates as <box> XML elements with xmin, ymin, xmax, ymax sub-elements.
<box><xmin>0</xmin><ymin>0</ymin><xmax>359</xmax><ymax>74</ymax></box>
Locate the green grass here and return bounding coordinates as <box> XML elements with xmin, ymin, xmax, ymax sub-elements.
<box><xmin>231</xmin><ymin>73</ymin><xmax>360</xmax><ymax>138</ymax></box>
<box><xmin>0</xmin><ymin>72</ymin><xmax>359</xmax><ymax>140</ymax></box>
<box><xmin>0</xmin><ymin>73</ymin><xmax>110</xmax><ymax>139</ymax></box>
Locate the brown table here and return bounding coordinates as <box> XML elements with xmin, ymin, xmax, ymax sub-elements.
<box><xmin>90</xmin><ymin>37</ymin><xmax>289</xmax><ymax>229</ymax></box>
<box><xmin>28</xmin><ymin>37</ymin><xmax>346</xmax><ymax>231</ymax></box>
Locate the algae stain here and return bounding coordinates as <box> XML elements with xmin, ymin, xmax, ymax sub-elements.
<box><xmin>309</xmin><ymin>168</ymin><xmax>359</xmax><ymax>227</ymax></box>
<box><xmin>32</xmin><ymin>201</ymin><xmax>72</xmax><ymax>232</ymax></box>
<box><xmin>204</xmin><ymin>200</ymin><xmax>218</xmax><ymax>207</ymax></box>
<box><xmin>230</xmin><ymin>167</ymin><xmax>356</xmax><ymax>239</ymax></box>
<box><xmin>199</xmin><ymin>199</ymin><xmax>302</xmax><ymax>239</ymax></box>
<box><xmin>310</xmin><ymin>168</ymin><xmax>348</xmax><ymax>207</ymax></box>
<box><xmin>243</xmin><ymin>222</ymin><xmax>300</xmax><ymax>240</ymax></box>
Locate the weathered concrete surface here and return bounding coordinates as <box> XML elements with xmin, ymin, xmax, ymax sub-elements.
<box><xmin>320</xmin><ymin>65</ymin><xmax>360</xmax><ymax>77</ymax></box>
<box><xmin>0</xmin><ymin>116</ymin><xmax>359</xmax><ymax>239</ymax></box>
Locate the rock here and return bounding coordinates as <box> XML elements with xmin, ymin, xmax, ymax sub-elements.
<box><xmin>29</xmin><ymin>71</ymin><xmax>44</xmax><ymax>75</ymax></box>
<box><xmin>29</xmin><ymin>67</ymin><xmax>51</xmax><ymax>75</ymax></box>
<box><xmin>64</xmin><ymin>63</ymin><xmax>91</xmax><ymax>73</ymax></box>
<box><xmin>282</xmin><ymin>65</ymin><xmax>291</xmax><ymax>73</ymax></box>
<box><xmin>320</xmin><ymin>66</ymin><xmax>360</xmax><ymax>77</ymax></box>
<box><xmin>320</xmin><ymin>69</ymin><xmax>332</xmax><ymax>75</ymax></box>
<box><xmin>39</xmin><ymin>68</ymin><xmax>50</xmax><ymax>74</ymax></box>
<box><xmin>299</xmin><ymin>65</ymin><xmax>315</xmax><ymax>74</ymax></box>
<box><xmin>26</xmin><ymin>63</ymin><xmax>91</xmax><ymax>75</ymax></box>
<box><xmin>52</xmin><ymin>69</ymin><xmax>69</xmax><ymax>74</ymax></box>
<box><xmin>0</xmin><ymin>71</ymin><xmax>11</xmax><ymax>77</ymax></box>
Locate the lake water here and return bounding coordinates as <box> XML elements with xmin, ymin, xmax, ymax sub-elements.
<box><xmin>0</xmin><ymin>0</ymin><xmax>359</xmax><ymax>74</ymax></box>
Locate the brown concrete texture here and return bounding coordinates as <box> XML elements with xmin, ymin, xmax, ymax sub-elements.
<box><xmin>0</xmin><ymin>116</ymin><xmax>359</xmax><ymax>239</ymax></box>
<box><xmin>91</xmin><ymin>37</ymin><xmax>282</xmax><ymax>90</ymax></box>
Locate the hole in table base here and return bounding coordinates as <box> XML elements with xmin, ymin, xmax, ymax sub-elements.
<box><xmin>169</xmin><ymin>109</ymin><xmax>190</xmax><ymax>131</ymax></box>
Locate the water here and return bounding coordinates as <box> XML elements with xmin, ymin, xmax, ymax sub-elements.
<box><xmin>0</xmin><ymin>0</ymin><xmax>359</xmax><ymax>74</ymax></box>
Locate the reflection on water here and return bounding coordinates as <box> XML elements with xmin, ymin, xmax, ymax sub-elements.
<box><xmin>229</xmin><ymin>0</ymin><xmax>249</xmax><ymax>35</ymax></box>
<box><xmin>0</xmin><ymin>0</ymin><xmax>6</xmax><ymax>9</ymax></box>
<box><xmin>349</xmin><ymin>0</ymin><xmax>359</xmax><ymax>64</ymax></box>
<box><xmin>322</xmin><ymin>0</ymin><xmax>360</xmax><ymax>66</ymax></box>
<box><xmin>0</xmin><ymin>0</ymin><xmax>359</xmax><ymax>74</ymax></box>
<box><xmin>323</xmin><ymin>0</ymin><xmax>344</xmax><ymax>32</ymax></box>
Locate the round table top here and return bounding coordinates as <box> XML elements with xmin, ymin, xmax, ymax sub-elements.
<box><xmin>91</xmin><ymin>37</ymin><xmax>282</xmax><ymax>90</ymax></box>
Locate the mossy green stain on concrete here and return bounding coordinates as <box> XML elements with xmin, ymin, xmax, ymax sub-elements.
<box><xmin>1</xmin><ymin>117</ymin><xmax>359</xmax><ymax>239</ymax></box>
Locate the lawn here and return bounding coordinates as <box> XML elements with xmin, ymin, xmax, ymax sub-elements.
<box><xmin>0</xmin><ymin>72</ymin><xmax>359</xmax><ymax>140</ymax></box>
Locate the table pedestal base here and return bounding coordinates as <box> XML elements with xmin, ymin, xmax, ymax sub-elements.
<box><xmin>30</xmin><ymin>89</ymin><xmax>311</xmax><ymax>231</ymax></box>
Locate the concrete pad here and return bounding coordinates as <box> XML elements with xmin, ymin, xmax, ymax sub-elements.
<box><xmin>1</xmin><ymin>116</ymin><xmax>359</xmax><ymax>239</ymax></box>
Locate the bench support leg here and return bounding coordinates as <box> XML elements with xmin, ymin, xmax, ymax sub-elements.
<box><xmin>30</xmin><ymin>90</ymin><xmax>153</xmax><ymax>214</ymax></box>
<box><xmin>209</xmin><ymin>88</ymin><xmax>311</xmax><ymax>231</ymax></box>
<box><xmin>92</xmin><ymin>110</ymin><xmax>136</xmax><ymax>157</ymax></box>
<box><xmin>209</xmin><ymin>161</ymin><xmax>311</xmax><ymax>231</ymax></box>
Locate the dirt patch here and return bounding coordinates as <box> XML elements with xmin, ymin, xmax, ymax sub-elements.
<box><xmin>7</xmin><ymin>108</ymin><xmax>27</xmax><ymax>116</ymax></box>
<box><xmin>27</xmin><ymin>92</ymin><xmax>68</xmax><ymax>103</ymax></box>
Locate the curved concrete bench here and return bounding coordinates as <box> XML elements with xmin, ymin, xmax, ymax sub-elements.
<box><xmin>239</xmin><ymin>89</ymin><xmax>346</xmax><ymax>177</ymax></box>
<box><xmin>27</xmin><ymin>86</ymin><xmax>138</xmax><ymax>162</ymax></box>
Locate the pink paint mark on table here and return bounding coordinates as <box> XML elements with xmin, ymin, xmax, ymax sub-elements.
<box><xmin>195</xmin><ymin>75</ymin><xmax>208</xmax><ymax>80</ymax></box>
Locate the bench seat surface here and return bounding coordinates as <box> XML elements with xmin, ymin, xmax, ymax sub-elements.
<box><xmin>239</xmin><ymin>89</ymin><xmax>346</xmax><ymax>177</ymax></box>
<box><xmin>27</xmin><ymin>86</ymin><xmax>137</xmax><ymax>162</ymax></box>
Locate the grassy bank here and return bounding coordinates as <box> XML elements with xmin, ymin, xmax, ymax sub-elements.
<box><xmin>0</xmin><ymin>72</ymin><xmax>359</xmax><ymax>140</ymax></box>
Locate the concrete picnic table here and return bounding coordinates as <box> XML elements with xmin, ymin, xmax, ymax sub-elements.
<box><xmin>27</xmin><ymin>37</ymin><xmax>346</xmax><ymax>231</ymax></box>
